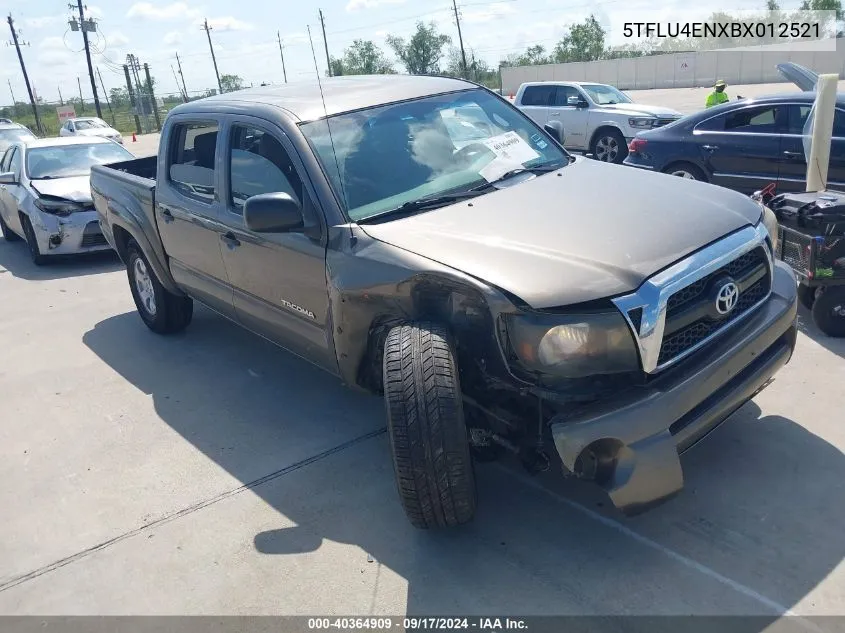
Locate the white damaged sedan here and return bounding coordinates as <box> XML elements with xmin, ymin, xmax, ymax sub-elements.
<box><xmin>0</xmin><ymin>136</ymin><xmax>135</xmax><ymax>264</ymax></box>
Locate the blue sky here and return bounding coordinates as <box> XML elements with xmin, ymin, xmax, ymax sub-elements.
<box><xmin>3</xmin><ymin>0</ymin><xmax>779</xmax><ymax>104</ymax></box>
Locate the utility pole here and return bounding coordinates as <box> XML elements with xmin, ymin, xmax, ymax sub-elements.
<box><xmin>96</xmin><ymin>67</ymin><xmax>115</xmax><ymax>125</ymax></box>
<box><xmin>77</xmin><ymin>76</ymin><xmax>85</xmax><ymax>112</ymax></box>
<box><xmin>318</xmin><ymin>10</ymin><xmax>331</xmax><ymax>77</ymax></box>
<box><xmin>452</xmin><ymin>0</ymin><xmax>468</xmax><ymax>79</ymax></box>
<box><xmin>202</xmin><ymin>19</ymin><xmax>222</xmax><ymax>93</ymax></box>
<box><xmin>123</xmin><ymin>64</ymin><xmax>141</xmax><ymax>136</ymax></box>
<box><xmin>6</xmin><ymin>15</ymin><xmax>42</xmax><ymax>134</ymax></box>
<box><xmin>277</xmin><ymin>31</ymin><xmax>288</xmax><ymax>83</ymax></box>
<box><xmin>71</xmin><ymin>0</ymin><xmax>102</xmax><ymax>118</ymax></box>
<box><xmin>175</xmin><ymin>52</ymin><xmax>188</xmax><ymax>99</ymax></box>
<box><xmin>171</xmin><ymin>64</ymin><xmax>187</xmax><ymax>102</ymax></box>
<box><xmin>7</xmin><ymin>79</ymin><xmax>15</xmax><ymax>104</ymax></box>
<box><xmin>57</xmin><ymin>85</ymin><xmax>63</xmax><ymax>105</ymax></box>
<box><xmin>144</xmin><ymin>63</ymin><xmax>161</xmax><ymax>131</ymax></box>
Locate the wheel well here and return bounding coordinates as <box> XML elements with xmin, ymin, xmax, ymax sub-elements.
<box><xmin>111</xmin><ymin>225</ymin><xmax>132</xmax><ymax>264</ymax></box>
<box><xmin>589</xmin><ymin>125</ymin><xmax>624</xmax><ymax>149</ymax></box>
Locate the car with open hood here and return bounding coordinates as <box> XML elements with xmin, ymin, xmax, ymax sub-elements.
<box><xmin>624</xmin><ymin>63</ymin><xmax>844</xmax><ymax>194</ymax></box>
<box><xmin>90</xmin><ymin>75</ymin><xmax>798</xmax><ymax>529</ymax></box>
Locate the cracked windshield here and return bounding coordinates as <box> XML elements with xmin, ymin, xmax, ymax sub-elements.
<box><xmin>301</xmin><ymin>88</ymin><xmax>567</xmax><ymax>221</ymax></box>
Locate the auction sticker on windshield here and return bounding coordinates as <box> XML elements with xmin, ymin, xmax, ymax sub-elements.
<box><xmin>479</xmin><ymin>131</ymin><xmax>540</xmax><ymax>181</ymax></box>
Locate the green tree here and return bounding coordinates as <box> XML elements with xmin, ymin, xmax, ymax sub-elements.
<box><xmin>109</xmin><ymin>87</ymin><xmax>130</xmax><ymax>107</ymax></box>
<box><xmin>386</xmin><ymin>22</ymin><xmax>451</xmax><ymax>75</ymax></box>
<box><xmin>799</xmin><ymin>0</ymin><xmax>843</xmax><ymax>22</ymax></box>
<box><xmin>500</xmin><ymin>44</ymin><xmax>550</xmax><ymax>67</ymax></box>
<box><xmin>219</xmin><ymin>74</ymin><xmax>244</xmax><ymax>93</ymax></box>
<box><xmin>552</xmin><ymin>15</ymin><xmax>606</xmax><ymax>63</ymax></box>
<box><xmin>329</xmin><ymin>39</ymin><xmax>394</xmax><ymax>76</ymax></box>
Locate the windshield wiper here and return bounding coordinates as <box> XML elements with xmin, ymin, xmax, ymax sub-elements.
<box><xmin>358</xmin><ymin>190</ymin><xmax>483</xmax><ymax>224</ymax></box>
<box><xmin>470</xmin><ymin>164</ymin><xmax>562</xmax><ymax>191</ymax></box>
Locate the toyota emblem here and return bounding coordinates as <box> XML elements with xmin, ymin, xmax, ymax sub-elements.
<box><xmin>715</xmin><ymin>281</ymin><xmax>739</xmax><ymax>315</ymax></box>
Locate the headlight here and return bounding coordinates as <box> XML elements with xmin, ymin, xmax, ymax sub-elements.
<box><xmin>628</xmin><ymin>117</ymin><xmax>656</xmax><ymax>129</ymax></box>
<box><xmin>34</xmin><ymin>198</ymin><xmax>85</xmax><ymax>217</ymax></box>
<box><xmin>504</xmin><ymin>311</ymin><xmax>640</xmax><ymax>378</ymax></box>
<box><xmin>760</xmin><ymin>204</ymin><xmax>779</xmax><ymax>251</ymax></box>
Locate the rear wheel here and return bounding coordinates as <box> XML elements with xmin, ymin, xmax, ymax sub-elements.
<box><xmin>663</xmin><ymin>162</ymin><xmax>707</xmax><ymax>182</ymax></box>
<box><xmin>19</xmin><ymin>214</ymin><xmax>46</xmax><ymax>266</ymax></box>
<box><xmin>0</xmin><ymin>214</ymin><xmax>20</xmax><ymax>242</ymax></box>
<box><xmin>382</xmin><ymin>322</ymin><xmax>477</xmax><ymax>529</ymax></box>
<box><xmin>811</xmin><ymin>287</ymin><xmax>845</xmax><ymax>338</ymax></box>
<box><xmin>590</xmin><ymin>129</ymin><xmax>628</xmax><ymax>164</ymax></box>
<box><xmin>126</xmin><ymin>239</ymin><xmax>193</xmax><ymax>334</ymax></box>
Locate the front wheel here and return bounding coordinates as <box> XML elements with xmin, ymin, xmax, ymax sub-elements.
<box><xmin>811</xmin><ymin>287</ymin><xmax>845</xmax><ymax>338</ymax></box>
<box><xmin>382</xmin><ymin>322</ymin><xmax>477</xmax><ymax>529</ymax></box>
<box><xmin>126</xmin><ymin>239</ymin><xmax>193</xmax><ymax>334</ymax></box>
<box><xmin>20</xmin><ymin>214</ymin><xmax>46</xmax><ymax>265</ymax></box>
<box><xmin>590</xmin><ymin>129</ymin><xmax>628</xmax><ymax>164</ymax></box>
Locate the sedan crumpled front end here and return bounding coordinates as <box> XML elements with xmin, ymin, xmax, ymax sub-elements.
<box><xmin>24</xmin><ymin>197</ymin><xmax>110</xmax><ymax>255</ymax></box>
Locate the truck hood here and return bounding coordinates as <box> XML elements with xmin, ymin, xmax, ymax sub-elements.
<box><xmin>30</xmin><ymin>176</ymin><xmax>93</xmax><ymax>203</ymax></box>
<box><xmin>598</xmin><ymin>103</ymin><xmax>682</xmax><ymax>118</ymax></box>
<box><xmin>361</xmin><ymin>158</ymin><xmax>762</xmax><ymax>308</ymax></box>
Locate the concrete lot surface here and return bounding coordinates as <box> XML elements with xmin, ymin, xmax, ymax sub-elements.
<box><xmin>1</xmin><ymin>81</ymin><xmax>844</xmax><ymax>619</ymax></box>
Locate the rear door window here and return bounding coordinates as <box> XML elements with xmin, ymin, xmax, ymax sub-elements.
<box><xmin>168</xmin><ymin>121</ymin><xmax>219</xmax><ymax>204</ymax></box>
<box><xmin>520</xmin><ymin>85</ymin><xmax>555</xmax><ymax>106</ymax></box>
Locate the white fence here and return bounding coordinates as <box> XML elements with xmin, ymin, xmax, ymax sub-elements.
<box><xmin>501</xmin><ymin>38</ymin><xmax>845</xmax><ymax>95</ymax></box>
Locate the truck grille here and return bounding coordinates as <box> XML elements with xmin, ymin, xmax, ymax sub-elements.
<box><xmin>656</xmin><ymin>246</ymin><xmax>770</xmax><ymax>366</ymax></box>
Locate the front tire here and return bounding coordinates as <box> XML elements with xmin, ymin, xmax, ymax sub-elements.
<box><xmin>20</xmin><ymin>214</ymin><xmax>46</xmax><ymax>265</ymax></box>
<box><xmin>0</xmin><ymin>214</ymin><xmax>20</xmax><ymax>242</ymax></box>
<box><xmin>590</xmin><ymin>128</ymin><xmax>627</xmax><ymax>164</ymax></box>
<box><xmin>382</xmin><ymin>322</ymin><xmax>477</xmax><ymax>529</ymax></box>
<box><xmin>126</xmin><ymin>239</ymin><xmax>193</xmax><ymax>334</ymax></box>
<box><xmin>811</xmin><ymin>287</ymin><xmax>845</xmax><ymax>338</ymax></box>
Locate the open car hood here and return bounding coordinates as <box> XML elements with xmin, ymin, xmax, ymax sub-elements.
<box><xmin>777</xmin><ymin>62</ymin><xmax>818</xmax><ymax>92</ymax></box>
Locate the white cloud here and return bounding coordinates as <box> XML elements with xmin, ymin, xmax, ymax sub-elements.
<box><xmin>163</xmin><ymin>31</ymin><xmax>183</xmax><ymax>45</ymax></box>
<box><xmin>38</xmin><ymin>50</ymin><xmax>73</xmax><ymax>68</ymax></box>
<box><xmin>40</xmin><ymin>36</ymin><xmax>67</xmax><ymax>51</ymax></box>
<box><xmin>106</xmin><ymin>31</ymin><xmax>131</xmax><ymax>50</ymax></box>
<box><xmin>24</xmin><ymin>15</ymin><xmax>64</xmax><ymax>29</ymax></box>
<box><xmin>86</xmin><ymin>5</ymin><xmax>105</xmax><ymax>18</ymax></box>
<box><xmin>126</xmin><ymin>2</ymin><xmax>202</xmax><ymax>20</ymax></box>
<box><xmin>202</xmin><ymin>16</ymin><xmax>254</xmax><ymax>31</ymax></box>
<box><xmin>346</xmin><ymin>0</ymin><xmax>405</xmax><ymax>12</ymax></box>
<box><xmin>462</xmin><ymin>2</ymin><xmax>517</xmax><ymax>23</ymax></box>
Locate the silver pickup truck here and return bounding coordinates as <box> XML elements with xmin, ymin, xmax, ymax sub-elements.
<box><xmin>91</xmin><ymin>75</ymin><xmax>798</xmax><ymax>529</ymax></box>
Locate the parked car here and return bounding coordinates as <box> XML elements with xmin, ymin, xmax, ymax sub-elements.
<box><xmin>624</xmin><ymin>63</ymin><xmax>844</xmax><ymax>194</ymax></box>
<box><xmin>0</xmin><ymin>121</ymin><xmax>36</xmax><ymax>153</ymax></box>
<box><xmin>0</xmin><ymin>136</ymin><xmax>135</xmax><ymax>263</ymax></box>
<box><xmin>91</xmin><ymin>75</ymin><xmax>797</xmax><ymax>529</ymax></box>
<box><xmin>59</xmin><ymin>117</ymin><xmax>124</xmax><ymax>144</ymax></box>
<box><xmin>514</xmin><ymin>81</ymin><xmax>682</xmax><ymax>163</ymax></box>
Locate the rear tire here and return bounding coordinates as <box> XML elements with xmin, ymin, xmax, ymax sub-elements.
<box><xmin>382</xmin><ymin>322</ymin><xmax>477</xmax><ymax>529</ymax></box>
<box><xmin>797</xmin><ymin>283</ymin><xmax>817</xmax><ymax>310</ymax></box>
<box><xmin>126</xmin><ymin>239</ymin><xmax>193</xmax><ymax>334</ymax></box>
<box><xmin>663</xmin><ymin>162</ymin><xmax>707</xmax><ymax>182</ymax></box>
<box><xmin>811</xmin><ymin>287</ymin><xmax>845</xmax><ymax>338</ymax></box>
<box><xmin>0</xmin><ymin>214</ymin><xmax>20</xmax><ymax>242</ymax></box>
<box><xmin>20</xmin><ymin>214</ymin><xmax>46</xmax><ymax>266</ymax></box>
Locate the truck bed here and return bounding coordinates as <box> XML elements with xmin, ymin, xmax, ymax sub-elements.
<box><xmin>104</xmin><ymin>155</ymin><xmax>157</xmax><ymax>181</ymax></box>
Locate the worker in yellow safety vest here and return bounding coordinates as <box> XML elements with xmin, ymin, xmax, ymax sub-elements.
<box><xmin>706</xmin><ymin>80</ymin><xmax>729</xmax><ymax>108</ymax></box>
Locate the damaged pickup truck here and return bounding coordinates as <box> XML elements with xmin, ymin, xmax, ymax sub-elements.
<box><xmin>91</xmin><ymin>75</ymin><xmax>798</xmax><ymax>529</ymax></box>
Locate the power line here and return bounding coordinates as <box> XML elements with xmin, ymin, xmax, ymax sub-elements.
<box><xmin>5</xmin><ymin>14</ymin><xmax>43</xmax><ymax>134</ymax></box>
<box><xmin>202</xmin><ymin>18</ymin><xmax>223</xmax><ymax>92</ymax></box>
<box><xmin>176</xmin><ymin>52</ymin><xmax>189</xmax><ymax>98</ymax></box>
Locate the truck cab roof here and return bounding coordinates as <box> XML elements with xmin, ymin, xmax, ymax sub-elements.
<box><xmin>169</xmin><ymin>74</ymin><xmax>477</xmax><ymax>123</ymax></box>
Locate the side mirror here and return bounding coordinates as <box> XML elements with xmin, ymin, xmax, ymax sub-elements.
<box><xmin>544</xmin><ymin>121</ymin><xmax>565</xmax><ymax>145</ymax></box>
<box><xmin>0</xmin><ymin>172</ymin><xmax>17</xmax><ymax>185</ymax></box>
<box><xmin>243</xmin><ymin>192</ymin><xmax>303</xmax><ymax>233</ymax></box>
<box><xmin>567</xmin><ymin>96</ymin><xmax>588</xmax><ymax>108</ymax></box>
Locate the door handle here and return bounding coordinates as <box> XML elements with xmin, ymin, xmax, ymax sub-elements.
<box><xmin>221</xmin><ymin>232</ymin><xmax>241</xmax><ymax>249</ymax></box>
<box><xmin>549</xmin><ymin>112</ymin><xmax>561</xmax><ymax>117</ymax></box>
<box><xmin>160</xmin><ymin>208</ymin><xmax>174</xmax><ymax>224</ymax></box>
<box><xmin>702</xmin><ymin>145</ymin><xmax>719</xmax><ymax>151</ymax></box>
<box><xmin>783</xmin><ymin>150</ymin><xmax>803</xmax><ymax>158</ymax></box>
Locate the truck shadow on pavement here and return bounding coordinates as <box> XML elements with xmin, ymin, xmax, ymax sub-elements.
<box><xmin>0</xmin><ymin>240</ymin><xmax>121</xmax><ymax>281</ymax></box>
<box><xmin>83</xmin><ymin>306</ymin><xmax>845</xmax><ymax>622</ymax></box>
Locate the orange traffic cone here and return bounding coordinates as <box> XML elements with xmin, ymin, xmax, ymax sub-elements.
<box><xmin>132</xmin><ymin>132</ymin><xmax>137</xmax><ymax>142</ymax></box>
